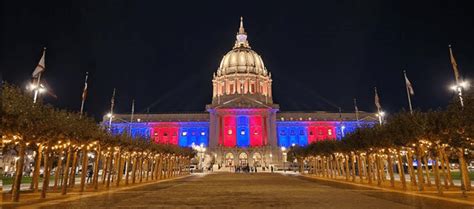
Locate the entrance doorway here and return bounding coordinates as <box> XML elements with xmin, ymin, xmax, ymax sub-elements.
<box><xmin>225</xmin><ymin>153</ymin><xmax>234</xmax><ymax>167</ymax></box>
<box><xmin>252</xmin><ymin>152</ymin><xmax>262</xmax><ymax>167</ymax></box>
<box><xmin>239</xmin><ymin>152</ymin><xmax>248</xmax><ymax>166</ymax></box>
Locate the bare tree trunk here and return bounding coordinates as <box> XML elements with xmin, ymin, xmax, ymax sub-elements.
<box><xmin>358</xmin><ymin>154</ymin><xmax>364</xmax><ymax>183</ymax></box>
<box><xmin>31</xmin><ymin>144</ymin><xmax>43</xmax><ymax>192</ymax></box>
<box><xmin>458</xmin><ymin>148</ymin><xmax>471</xmax><ymax>192</ymax></box>
<box><xmin>139</xmin><ymin>157</ymin><xmax>144</xmax><ymax>183</ymax></box>
<box><xmin>367</xmin><ymin>154</ymin><xmax>373</xmax><ymax>184</ymax></box>
<box><xmin>93</xmin><ymin>145</ymin><xmax>101</xmax><ymax>190</ymax></box>
<box><xmin>397</xmin><ymin>148</ymin><xmax>407</xmax><ymax>190</ymax></box>
<box><xmin>80</xmin><ymin>146</ymin><xmax>88</xmax><ymax>192</ymax></box>
<box><xmin>351</xmin><ymin>153</ymin><xmax>356</xmax><ymax>182</ymax></box>
<box><xmin>442</xmin><ymin>149</ymin><xmax>454</xmax><ymax>187</ymax></box>
<box><xmin>375</xmin><ymin>155</ymin><xmax>382</xmax><ymax>186</ymax></box>
<box><xmin>69</xmin><ymin>150</ymin><xmax>78</xmax><ymax>188</ymax></box>
<box><xmin>54</xmin><ymin>148</ymin><xmax>64</xmax><ymax>190</ymax></box>
<box><xmin>416</xmin><ymin>145</ymin><xmax>425</xmax><ymax>191</ymax></box>
<box><xmin>41</xmin><ymin>144</ymin><xmax>52</xmax><ymax>199</ymax></box>
<box><xmin>437</xmin><ymin>148</ymin><xmax>449</xmax><ymax>189</ymax></box>
<box><xmin>157</xmin><ymin>156</ymin><xmax>163</xmax><ymax>180</ymax></box>
<box><xmin>61</xmin><ymin>146</ymin><xmax>72</xmax><ymax>195</ymax></box>
<box><xmin>12</xmin><ymin>142</ymin><xmax>26</xmax><ymax>202</ymax></box>
<box><xmin>386</xmin><ymin>151</ymin><xmax>395</xmax><ymax>187</ymax></box>
<box><xmin>115</xmin><ymin>155</ymin><xmax>122</xmax><ymax>187</ymax></box>
<box><xmin>102</xmin><ymin>153</ymin><xmax>108</xmax><ymax>185</ymax></box>
<box><xmin>125</xmin><ymin>157</ymin><xmax>131</xmax><ymax>185</ymax></box>
<box><xmin>145</xmin><ymin>158</ymin><xmax>150</xmax><ymax>181</ymax></box>
<box><xmin>106</xmin><ymin>154</ymin><xmax>113</xmax><ymax>188</ymax></box>
<box><xmin>433</xmin><ymin>156</ymin><xmax>443</xmax><ymax>195</ymax></box>
<box><xmin>344</xmin><ymin>155</ymin><xmax>350</xmax><ymax>181</ymax></box>
<box><xmin>406</xmin><ymin>148</ymin><xmax>417</xmax><ymax>186</ymax></box>
<box><xmin>423</xmin><ymin>155</ymin><xmax>431</xmax><ymax>186</ymax></box>
<box><xmin>132</xmin><ymin>157</ymin><xmax>137</xmax><ymax>184</ymax></box>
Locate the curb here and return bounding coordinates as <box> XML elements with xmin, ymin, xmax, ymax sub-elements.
<box><xmin>301</xmin><ymin>175</ymin><xmax>474</xmax><ymax>206</ymax></box>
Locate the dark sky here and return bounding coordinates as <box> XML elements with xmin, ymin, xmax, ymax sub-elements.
<box><xmin>1</xmin><ymin>1</ymin><xmax>473</xmax><ymax>120</ymax></box>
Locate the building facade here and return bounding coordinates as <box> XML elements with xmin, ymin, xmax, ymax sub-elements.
<box><xmin>108</xmin><ymin>18</ymin><xmax>376</xmax><ymax>169</ymax></box>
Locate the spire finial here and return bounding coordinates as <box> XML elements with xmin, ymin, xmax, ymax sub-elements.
<box><xmin>239</xmin><ymin>16</ymin><xmax>245</xmax><ymax>34</ymax></box>
<box><xmin>234</xmin><ymin>16</ymin><xmax>250</xmax><ymax>48</ymax></box>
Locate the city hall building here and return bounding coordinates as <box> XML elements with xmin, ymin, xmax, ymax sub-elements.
<box><xmin>107</xmin><ymin>18</ymin><xmax>376</xmax><ymax>169</ymax></box>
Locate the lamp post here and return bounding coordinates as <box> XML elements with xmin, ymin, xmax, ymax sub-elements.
<box><xmin>375</xmin><ymin>111</ymin><xmax>385</xmax><ymax>125</ymax></box>
<box><xmin>27</xmin><ymin>83</ymin><xmax>47</xmax><ymax>104</ymax></box>
<box><xmin>450</xmin><ymin>81</ymin><xmax>470</xmax><ymax>108</ymax></box>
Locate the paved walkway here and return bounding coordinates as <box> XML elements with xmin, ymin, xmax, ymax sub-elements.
<box><xmin>11</xmin><ymin>173</ymin><xmax>474</xmax><ymax>209</ymax></box>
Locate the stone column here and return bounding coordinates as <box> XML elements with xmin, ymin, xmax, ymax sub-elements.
<box><xmin>209</xmin><ymin>111</ymin><xmax>218</xmax><ymax>148</ymax></box>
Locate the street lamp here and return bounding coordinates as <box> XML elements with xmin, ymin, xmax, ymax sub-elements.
<box><xmin>27</xmin><ymin>83</ymin><xmax>47</xmax><ymax>103</ymax></box>
<box><xmin>375</xmin><ymin>111</ymin><xmax>385</xmax><ymax>125</ymax></box>
<box><xmin>450</xmin><ymin>80</ymin><xmax>470</xmax><ymax>108</ymax></box>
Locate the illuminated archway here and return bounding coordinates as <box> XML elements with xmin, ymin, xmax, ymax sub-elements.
<box><xmin>252</xmin><ymin>152</ymin><xmax>262</xmax><ymax>166</ymax></box>
<box><xmin>239</xmin><ymin>152</ymin><xmax>248</xmax><ymax>166</ymax></box>
<box><xmin>225</xmin><ymin>152</ymin><xmax>234</xmax><ymax>166</ymax></box>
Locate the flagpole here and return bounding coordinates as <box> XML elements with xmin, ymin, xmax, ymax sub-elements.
<box><xmin>374</xmin><ymin>87</ymin><xmax>383</xmax><ymax>125</ymax></box>
<box><xmin>33</xmin><ymin>73</ymin><xmax>42</xmax><ymax>104</ymax></box>
<box><xmin>79</xmin><ymin>72</ymin><xmax>89</xmax><ymax>118</ymax></box>
<box><xmin>403</xmin><ymin>70</ymin><xmax>414</xmax><ymax>114</ymax></box>
<box><xmin>449</xmin><ymin>44</ymin><xmax>466</xmax><ymax>108</ymax></box>
<box><xmin>338</xmin><ymin>107</ymin><xmax>345</xmax><ymax>137</ymax></box>
<box><xmin>108</xmin><ymin>88</ymin><xmax>116</xmax><ymax>131</ymax></box>
<box><xmin>130</xmin><ymin>99</ymin><xmax>135</xmax><ymax>134</ymax></box>
<box><xmin>32</xmin><ymin>47</ymin><xmax>46</xmax><ymax>104</ymax></box>
<box><xmin>353</xmin><ymin>98</ymin><xmax>360</xmax><ymax>126</ymax></box>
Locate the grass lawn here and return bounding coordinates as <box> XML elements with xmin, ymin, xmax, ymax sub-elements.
<box><xmin>449</xmin><ymin>171</ymin><xmax>474</xmax><ymax>181</ymax></box>
<box><xmin>2</xmin><ymin>176</ymin><xmax>55</xmax><ymax>185</ymax></box>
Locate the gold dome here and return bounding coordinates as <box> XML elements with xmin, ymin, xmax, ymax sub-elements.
<box><xmin>216</xmin><ymin>17</ymin><xmax>268</xmax><ymax>77</ymax></box>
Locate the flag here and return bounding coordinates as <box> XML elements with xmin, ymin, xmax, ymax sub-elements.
<box><xmin>32</xmin><ymin>48</ymin><xmax>46</xmax><ymax>78</ymax></box>
<box><xmin>130</xmin><ymin>99</ymin><xmax>135</xmax><ymax>122</ymax></box>
<box><xmin>374</xmin><ymin>87</ymin><xmax>382</xmax><ymax>111</ymax></box>
<box><xmin>449</xmin><ymin>45</ymin><xmax>461</xmax><ymax>84</ymax></box>
<box><xmin>354</xmin><ymin>98</ymin><xmax>359</xmax><ymax>113</ymax></box>
<box><xmin>81</xmin><ymin>72</ymin><xmax>89</xmax><ymax>102</ymax></box>
<box><xmin>404</xmin><ymin>71</ymin><xmax>414</xmax><ymax>95</ymax></box>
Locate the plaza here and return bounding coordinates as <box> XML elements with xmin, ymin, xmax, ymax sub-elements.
<box><xmin>4</xmin><ymin>173</ymin><xmax>472</xmax><ymax>209</ymax></box>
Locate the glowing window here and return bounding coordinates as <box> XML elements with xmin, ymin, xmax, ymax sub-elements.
<box><xmin>328</xmin><ymin>129</ymin><xmax>332</xmax><ymax>136</ymax></box>
<box><xmin>201</xmin><ymin>132</ymin><xmax>206</xmax><ymax>136</ymax></box>
<box><xmin>254</xmin><ymin>131</ymin><xmax>258</xmax><ymax>135</ymax></box>
<box><xmin>154</xmin><ymin>132</ymin><xmax>158</xmax><ymax>136</ymax></box>
<box><xmin>228</xmin><ymin>129</ymin><xmax>233</xmax><ymax>135</ymax></box>
<box><xmin>182</xmin><ymin>132</ymin><xmax>187</xmax><ymax>136</ymax></box>
<box><xmin>240</xmin><ymin>130</ymin><xmax>245</xmax><ymax>135</ymax></box>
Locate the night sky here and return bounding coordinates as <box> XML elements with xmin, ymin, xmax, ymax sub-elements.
<box><xmin>1</xmin><ymin>1</ymin><xmax>473</xmax><ymax>120</ymax></box>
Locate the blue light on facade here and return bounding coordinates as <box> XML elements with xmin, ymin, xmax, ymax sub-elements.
<box><xmin>236</xmin><ymin>116</ymin><xmax>250</xmax><ymax>147</ymax></box>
